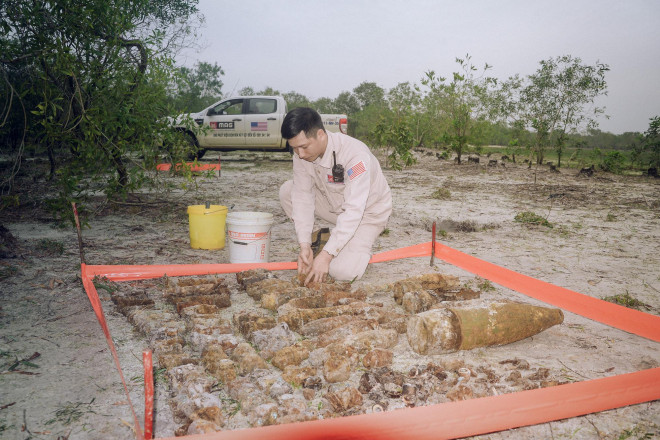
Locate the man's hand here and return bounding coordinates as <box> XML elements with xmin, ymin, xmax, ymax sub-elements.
<box><xmin>298</xmin><ymin>243</ymin><xmax>314</xmax><ymax>275</ymax></box>
<box><xmin>304</xmin><ymin>250</ymin><xmax>333</xmax><ymax>286</ymax></box>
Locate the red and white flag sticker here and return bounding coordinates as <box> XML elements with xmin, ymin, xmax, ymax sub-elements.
<box><xmin>347</xmin><ymin>161</ymin><xmax>366</xmax><ymax>181</ymax></box>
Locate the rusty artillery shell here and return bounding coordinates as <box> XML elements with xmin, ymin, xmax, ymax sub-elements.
<box><xmin>457</xmin><ymin>367</ymin><xmax>471</xmax><ymax>381</ymax></box>
<box><xmin>406</xmin><ymin>302</ymin><xmax>564</xmax><ymax>355</ymax></box>
<box><xmin>401</xmin><ymin>383</ymin><xmax>417</xmax><ymax>407</ymax></box>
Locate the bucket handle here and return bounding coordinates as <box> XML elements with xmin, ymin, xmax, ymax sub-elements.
<box><xmin>203</xmin><ymin>204</ymin><xmax>234</xmax><ymax>215</ymax></box>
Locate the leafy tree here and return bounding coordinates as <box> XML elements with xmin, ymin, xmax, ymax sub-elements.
<box><xmin>237</xmin><ymin>86</ymin><xmax>281</xmax><ymax>97</ymax></box>
<box><xmin>498</xmin><ymin>55</ymin><xmax>609</xmax><ymax>167</ymax></box>
<box><xmin>643</xmin><ymin>116</ymin><xmax>660</xmax><ymax>173</ymax></box>
<box><xmin>568</xmin><ymin>139</ymin><xmax>587</xmax><ymax>167</ymax></box>
<box><xmin>505</xmin><ymin>138</ymin><xmax>524</xmax><ymax>164</ymax></box>
<box><xmin>351</xmin><ymin>104</ymin><xmax>386</xmax><ymax>141</ymax></box>
<box><xmin>388</xmin><ymin>82</ymin><xmax>420</xmax><ymax>117</ymax></box>
<box><xmin>366</xmin><ymin>82</ymin><xmax>423</xmax><ymax>170</ymax></box>
<box><xmin>372</xmin><ymin>116</ymin><xmax>416</xmax><ymax>170</ymax></box>
<box><xmin>583</xmin><ymin>128</ymin><xmax>618</xmax><ymax>150</ymax></box>
<box><xmin>352</xmin><ymin>81</ymin><xmax>386</xmax><ymax>111</ymax></box>
<box><xmin>332</xmin><ymin>91</ymin><xmax>360</xmax><ymax>116</ymax></box>
<box><xmin>387</xmin><ymin>82</ymin><xmax>433</xmax><ymax>148</ymax></box>
<box><xmin>477</xmin><ymin>121</ymin><xmax>514</xmax><ymax>147</ymax></box>
<box><xmin>257</xmin><ymin>86</ymin><xmax>281</xmax><ymax>96</ymax></box>
<box><xmin>349</xmin><ymin>82</ymin><xmax>388</xmax><ymax>141</ymax></box>
<box><xmin>601</xmin><ymin>151</ymin><xmax>627</xmax><ymax>174</ymax></box>
<box><xmin>282</xmin><ymin>91</ymin><xmax>310</xmax><ymax>110</ymax></box>
<box><xmin>238</xmin><ymin>86</ymin><xmax>255</xmax><ymax>96</ymax></box>
<box><xmin>421</xmin><ymin>55</ymin><xmax>497</xmax><ymax>164</ymax></box>
<box><xmin>0</xmin><ymin>0</ymin><xmax>200</xmax><ymax>221</ymax></box>
<box><xmin>169</xmin><ymin>61</ymin><xmax>224</xmax><ymax>112</ymax></box>
<box><xmin>311</xmin><ymin>97</ymin><xmax>334</xmax><ymax>113</ymax></box>
<box><xmin>627</xmin><ymin>137</ymin><xmax>645</xmax><ymax>169</ymax></box>
<box><xmin>616</xmin><ymin>132</ymin><xmax>643</xmax><ymax>150</ymax></box>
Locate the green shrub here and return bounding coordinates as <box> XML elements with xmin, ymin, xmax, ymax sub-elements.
<box><xmin>92</xmin><ymin>276</ymin><xmax>119</xmax><ymax>294</ymax></box>
<box><xmin>430</xmin><ymin>187</ymin><xmax>451</xmax><ymax>200</ymax></box>
<box><xmin>437</xmin><ymin>150</ymin><xmax>451</xmax><ymax>160</ymax></box>
<box><xmin>601</xmin><ymin>151</ymin><xmax>627</xmax><ymax>174</ymax></box>
<box><xmin>477</xmin><ymin>279</ymin><xmax>496</xmax><ymax>292</ymax></box>
<box><xmin>37</xmin><ymin>239</ymin><xmax>64</xmax><ymax>256</ymax></box>
<box><xmin>514</xmin><ymin>211</ymin><xmax>553</xmax><ymax>228</ymax></box>
<box><xmin>602</xmin><ymin>292</ymin><xmax>651</xmax><ymax>311</ymax></box>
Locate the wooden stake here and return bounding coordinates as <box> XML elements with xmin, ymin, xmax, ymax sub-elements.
<box><xmin>71</xmin><ymin>202</ymin><xmax>85</xmax><ymax>265</ymax></box>
<box><xmin>143</xmin><ymin>350</ymin><xmax>154</xmax><ymax>440</ymax></box>
<box><xmin>430</xmin><ymin>221</ymin><xmax>436</xmax><ymax>266</ymax></box>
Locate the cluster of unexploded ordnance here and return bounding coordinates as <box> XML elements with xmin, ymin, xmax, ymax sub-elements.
<box><xmin>110</xmin><ymin>269</ymin><xmax>564</xmax><ymax>435</ymax></box>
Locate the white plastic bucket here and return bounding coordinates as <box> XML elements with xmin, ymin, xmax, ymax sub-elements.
<box><xmin>226</xmin><ymin>212</ymin><xmax>274</xmax><ymax>263</ymax></box>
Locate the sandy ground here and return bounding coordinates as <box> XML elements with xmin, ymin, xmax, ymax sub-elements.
<box><xmin>1</xmin><ymin>149</ymin><xmax>659</xmax><ymax>439</ymax></box>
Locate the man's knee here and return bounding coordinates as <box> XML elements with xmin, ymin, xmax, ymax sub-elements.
<box><xmin>279</xmin><ymin>180</ymin><xmax>293</xmax><ymax>218</ymax></box>
<box><xmin>329</xmin><ymin>251</ymin><xmax>370</xmax><ymax>281</ymax></box>
<box><xmin>328</xmin><ymin>223</ymin><xmax>384</xmax><ymax>280</ymax></box>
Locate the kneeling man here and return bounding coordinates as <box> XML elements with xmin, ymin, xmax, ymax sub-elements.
<box><xmin>279</xmin><ymin>107</ymin><xmax>392</xmax><ymax>285</ymax></box>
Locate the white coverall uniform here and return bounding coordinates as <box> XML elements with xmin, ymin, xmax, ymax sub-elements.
<box><xmin>279</xmin><ymin>131</ymin><xmax>392</xmax><ymax>280</ymax></box>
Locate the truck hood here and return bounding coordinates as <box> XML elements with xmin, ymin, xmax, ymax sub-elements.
<box><xmin>169</xmin><ymin>111</ymin><xmax>204</xmax><ymax>127</ymax></box>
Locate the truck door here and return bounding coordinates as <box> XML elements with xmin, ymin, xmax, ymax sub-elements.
<box><xmin>244</xmin><ymin>98</ymin><xmax>281</xmax><ymax>148</ymax></box>
<box><xmin>203</xmin><ymin>98</ymin><xmax>246</xmax><ymax>146</ymax></box>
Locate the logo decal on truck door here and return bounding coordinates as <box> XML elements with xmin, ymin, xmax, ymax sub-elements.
<box><xmin>210</xmin><ymin>122</ymin><xmax>234</xmax><ymax>129</ymax></box>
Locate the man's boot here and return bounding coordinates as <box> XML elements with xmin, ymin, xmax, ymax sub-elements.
<box><xmin>310</xmin><ymin>227</ymin><xmax>331</xmax><ymax>257</ymax></box>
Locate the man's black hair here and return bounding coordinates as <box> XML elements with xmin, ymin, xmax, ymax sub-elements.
<box><xmin>281</xmin><ymin>107</ymin><xmax>325</xmax><ymax>140</ymax></box>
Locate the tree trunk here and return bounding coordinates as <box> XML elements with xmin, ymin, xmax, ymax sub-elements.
<box><xmin>47</xmin><ymin>142</ymin><xmax>56</xmax><ymax>181</ymax></box>
<box><xmin>112</xmin><ymin>150</ymin><xmax>128</xmax><ymax>187</ymax></box>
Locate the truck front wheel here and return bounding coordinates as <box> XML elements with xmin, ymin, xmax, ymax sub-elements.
<box><xmin>182</xmin><ymin>131</ymin><xmax>206</xmax><ymax>160</ymax></box>
<box><xmin>164</xmin><ymin>130</ymin><xmax>205</xmax><ymax>161</ymax></box>
<box><xmin>189</xmin><ymin>147</ymin><xmax>207</xmax><ymax>160</ymax></box>
<box><xmin>180</xmin><ymin>131</ymin><xmax>206</xmax><ymax>160</ymax></box>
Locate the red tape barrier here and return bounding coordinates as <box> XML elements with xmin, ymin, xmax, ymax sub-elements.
<box><xmin>80</xmin><ymin>241</ymin><xmax>660</xmax><ymax>440</ymax></box>
<box><xmin>433</xmin><ymin>242</ymin><xmax>660</xmax><ymax>343</ymax></box>
<box><xmin>159</xmin><ymin>367</ymin><xmax>660</xmax><ymax>440</ymax></box>
<box><xmin>81</xmin><ymin>265</ymin><xmax>144</xmax><ymax>439</ymax></box>
<box><xmin>83</xmin><ymin>243</ymin><xmax>431</xmax><ymax>282</ymax></box>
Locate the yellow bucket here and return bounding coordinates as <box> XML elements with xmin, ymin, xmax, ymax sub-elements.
<box><xmin>187</xmin><ymin>205</ymin><xmax>228</xmax><ymax>250</ymax></box>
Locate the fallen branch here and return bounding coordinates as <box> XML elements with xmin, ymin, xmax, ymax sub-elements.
<box><xmin>558</xmin><ymin>359</ymin><xmax>591</xmax><ymax>380</ymax></box>
<box><xmin>8</xmin><ymin>351</ymin><xmax>40</xmax><ymax>370</ymax></box>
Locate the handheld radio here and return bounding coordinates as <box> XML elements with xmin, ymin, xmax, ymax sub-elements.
<box><xmin>332</xmin><ymin>151</ymin><xmax>344</xmax><ymax>183</ymax></box>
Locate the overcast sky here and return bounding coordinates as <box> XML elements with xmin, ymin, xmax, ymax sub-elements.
<box><xmin>177</xmin><ymin>0</ymin><xmax>660</xmax><ymax>134</ymax></box>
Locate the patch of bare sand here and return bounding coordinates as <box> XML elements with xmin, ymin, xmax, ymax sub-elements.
<box><xmin>0</xmin><ymin>150</ymin><xmax>658</xmax><ymax>439</ymax></box>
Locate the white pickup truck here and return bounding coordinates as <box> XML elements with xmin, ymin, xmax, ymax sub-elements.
<box><xmin>171</xmin><ymin>95</ymin><xmax>347</xmax><ymax>158</ymax></box>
